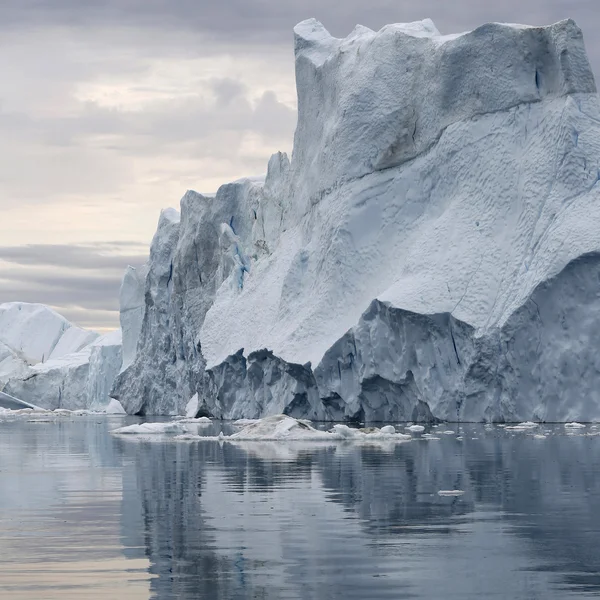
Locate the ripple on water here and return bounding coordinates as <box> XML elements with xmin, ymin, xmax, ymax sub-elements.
<box><xmin>0</xmin><ymin>418</ymin><xmax>599</xmax><ymax>599</ymax></box>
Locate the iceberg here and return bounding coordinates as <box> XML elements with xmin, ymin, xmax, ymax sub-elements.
<box><xmin>11</xmin><ymin>17</ymin><xmax>595</xmax><ymax>423</ymax></box>
<box><xmin>0</xmin><ymin>302</ymin><xmax>123</xmax><ymax>411</ymax></box>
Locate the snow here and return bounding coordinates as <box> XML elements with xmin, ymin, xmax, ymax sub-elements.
<box><xmin>109</xmin><ymin>17</ymin><xmax>600</xmax><ymax>422</ymax></box>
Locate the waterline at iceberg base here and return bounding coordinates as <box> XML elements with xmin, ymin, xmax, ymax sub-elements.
<box><xmin>5</xmin><ymin>16</ymin><xmax>600</xmax><ymax>423</ymax></box>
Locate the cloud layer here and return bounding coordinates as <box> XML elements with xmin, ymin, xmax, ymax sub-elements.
<box><xmin>1</xmin><ymin>1</ymin><xmax>599</xmax><ymax>331</ymax></box>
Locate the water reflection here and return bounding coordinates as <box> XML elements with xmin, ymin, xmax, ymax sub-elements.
<box><xmin>1</xmin><ymin>417</ymin><xmax>599</xmax><ymax>599</ymax></box>
<box><xmin>115</xmin><ymin>425</ymin><xmax>600</xmax><ymax>599</ymax></box>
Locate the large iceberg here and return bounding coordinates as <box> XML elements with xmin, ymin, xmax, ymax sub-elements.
<box><xmin>0</xmin><ymin>302</ymin><xmax>122</xmax><ymax>410</ymax></box>
<box><xmin>111</xmin><ymin>18</ymin><xmax>600</xmax><ymax>421</ymax></box>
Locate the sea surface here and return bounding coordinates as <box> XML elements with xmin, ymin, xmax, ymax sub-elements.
<box><xmin>0</xmin><ymin>415</ymin><xmax>599</xmax><ymax>599</ymax></box>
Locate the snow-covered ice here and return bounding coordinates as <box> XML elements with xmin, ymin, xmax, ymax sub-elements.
<box><xmin>505</xmin><ymin>422</ymin><xmax>539</xmax><ymax>431</ymax></box>
<box><xmin>13</xmin><ymin>16</ymin><xmax>596</xmax><ymax>423</ymax></box>
<box><xmin>111</xmin><ymin>422</ymin><xmax>187</xmax><ymax>435</ymax></box>
<box><xmin>0</xmin><ymin>303</ymin><xmax>123</xmax><ymax>411</ymax></box>
<box><xmin>406</xmin><ymin>425</ymin><xmax>426</xmax><ymax>433</ymax></box>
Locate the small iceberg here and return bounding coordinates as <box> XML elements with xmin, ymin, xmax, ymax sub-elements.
<box><xmin>112</xmin><ymin>422</ymin><xmax>186</xmax><ymax>435</ymax></box>
<box><xmin>505</xmin><ymin>421</ymin><xmax>538</xmax><ymax>431</ymax></box>
<box><xmin>565</xmin><ymin>422</ymin><xmax>586</xmax><ymax>429</ymax></box>
<box><xmin>233</xmin><ymin>418</ymin><xmax>261</xmax><ymax>427</ymax></box>
<box><xmin>178</xmin><ymin>415</ymin><xmax>414</xmax><ymax>443</ymax></box>
<box><xmin>176</xmin><ymin>416</ymin><xmax>212</xmax><ymax>424</ymax></box>
<box><xmin>406</xmin><ymin>425</ymin><xmax>425</xmax><ymax>433</ymax></box>
<box><xmin>437</xmin><ymin>490</ymin><xmax>465</xmax><ymax>497</ymax></box>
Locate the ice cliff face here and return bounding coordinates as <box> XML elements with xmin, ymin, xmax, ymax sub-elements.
<box><xmin>113</xmin><ymin>18</ymin><xmax>600</xmax><ymax>422</ymax></box>
<box><xmin>0</xmin><ymin>303</ymin><xmax>122</xmax><ymax>410</ymax></box>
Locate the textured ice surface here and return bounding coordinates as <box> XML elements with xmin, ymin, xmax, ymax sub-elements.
<box><xmin>0</xmin><ymin>303</ymin><xmax>98</xmax><ymax>368</ymax></box>
<box><xmin>0</xmin><ymin>303</ymin><xmax>122</xmax><ymax>411</ymax></box>
<box><xmin>110</xmin><ymin>18</ymin><xmax>600</xmax><ymax>422</ymax></box>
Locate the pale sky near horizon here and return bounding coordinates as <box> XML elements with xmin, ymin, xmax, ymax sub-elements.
<box><xmin>1</xmin><ymin>0</ymin><xmax>599</xmax><ymax>332</ymax></box>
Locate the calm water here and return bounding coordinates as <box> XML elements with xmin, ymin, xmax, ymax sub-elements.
<box><xmin>0</xmin><ymin>417</ymin><xmax>599</xmax><ymax>599</ymax></box>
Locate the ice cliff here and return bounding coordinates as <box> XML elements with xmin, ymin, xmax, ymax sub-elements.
<box><xmin>110</xmin><ymin>17</ymin><xmax>600</xmax><ymax>421</ymax></box>
<box><xmin>0</xmin><ymin>303</ymin><xmax>122</xmax><ymax>410</ymax></box>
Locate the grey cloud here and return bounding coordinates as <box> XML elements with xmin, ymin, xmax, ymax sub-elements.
<box><xmin>0</xmin><ymin>242</ymin><xmax>148</xmax><ymax>329</ymax></box>
<box><xmin>53</xmin><ymin>306</ymin><xmax>120</xmax><ymax>331</ymax></box>
<box><xmin>1</xmin><ymin>0</ymin><xmax>599</xmax><ymax>332</ymax></box>
<box><xmin>0</xmin><ymin>79</ymin><xmax>297</xmax><ymax>206</ymax></box>
<box><xmin>1</xmin><ymin>268</ymin><xmax>123</xmax><ymax>306</ymax></box>
<box><xmin>0</xmin><ymin>243</ymin><xmax>147</xmax><ymax>270</ymax></box>
<box><xmin>3</xmin><ymin>1</ymin><xmax>600</xmax><ymax>60</ymax></box>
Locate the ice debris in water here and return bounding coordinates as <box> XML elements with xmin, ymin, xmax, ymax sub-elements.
<box><xmin>0</xmin><ymin>404</ymin><xmax>126</xmax><ymax>418</ymax></box>
<box><xmin>505</xmin><ymin>422</ymin><xmax>539</xmax><ymax>431</ymax></box>
<box><xmin>176</xmin><ymin>416</ymin><xmax>212</xmax><ymax>424</ymax></box>
<box><xmin>406</xmin><ymin>425</ymin><xmax>425</xmax><ymax>433</ymax></box>
<box><xmin>437</xmin><ymin>490</ymin><xmax>465</xmax><ymax>497</ymax></box>
<box><xmin>176</xmin><ymin>415</ymin><xmax>414</xmax><ymax>443</ymax></box>
<box><xmin>565</xmin><ymin>422</ymin><xmax>586</xmax><ymax>429</ymax></box>
<box><xmin>112</xmin><ymin>422</ymin><xmax>187</xmax><ymax>435</ymax></box>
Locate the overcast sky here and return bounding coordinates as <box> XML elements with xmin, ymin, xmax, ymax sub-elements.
<box><xmin>1</xmin><ymin>0</ymin><xmax>599</xmax><ymax>331</ymax></box>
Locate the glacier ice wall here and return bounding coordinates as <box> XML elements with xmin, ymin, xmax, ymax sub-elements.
<box><xmin>113</xmin><ymin>18</ymin><xmax>600</xmax><ymax>422</ymax></box>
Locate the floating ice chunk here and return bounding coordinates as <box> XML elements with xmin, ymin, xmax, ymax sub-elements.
<box><xmin>329</xmin><ymin>424</ymin><xmax>410</xmax><ymax>441</ymax></box>
<box><xmin>533</xmin><ymin>434</ymin><xmax>547</xmax><ymax>439</ymax></box>
<box><xmin>406</xmin><ymin>425</ymin><xmax>425</xmax><ymax>433</ymax></box>
<box><xmin>380</xmin><ymin>425</ymin><xmax>396</xmax><ymax>434</ymax></box>
<box><xmin>422</xmin><ymin>434</ymin><xmax>441</xmax><ymax>440</ymax></box>
<box><xmin>565</xmin><ymin>422</ymin><xmax>586</xmax><ymax>429</ymax></box>
<box><xmin>111</xmin><ymin>422</ymin><xmax>186</xmax><ymax>435</ymax></box>
<box><xmin>437</xmin><ymin>490</ymin><xmax>465</xmax><ymax>497</ymax></box>
<box><xmin>177</xmin><ymin>416</ymin><xmax>212</xmax><ymax>424</ymax></box>
<box><xmin>505</xmin><ymin>422</ymin><xmax>538</xmax><ymax>431</ymax></box>
<box><xmin>227</xmin><ymin>415</ymin><xmax>329</xmax><ymax>440</ymax></box>
<box><xmin>174</xmin><ymin>415</ymin><xmax>413</xmax><ymax>443</ymax></box>
<box><xmin>442</xmin><ymin>430</ymin><xmax>455</xmax><ymax>435</ymax></box>
<box><xmin>233</xmin><ymin>419</ymin><xmax>261</xmax><ymax>427</ymax></box>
